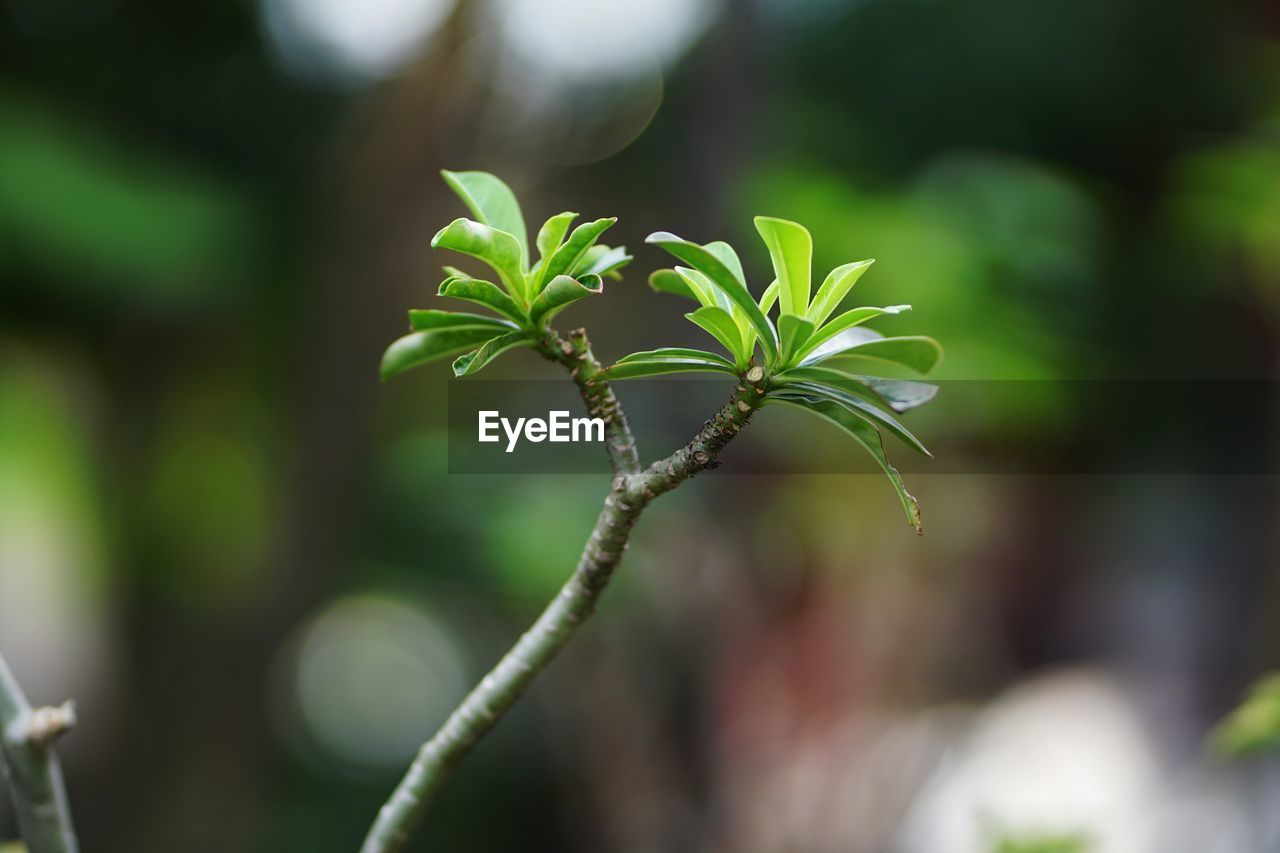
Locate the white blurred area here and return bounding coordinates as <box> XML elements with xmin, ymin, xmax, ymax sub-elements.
<box><xmin>280</xmin><ymin>594</ymin><xmax>468</xmax><ymax>769</ymax></box>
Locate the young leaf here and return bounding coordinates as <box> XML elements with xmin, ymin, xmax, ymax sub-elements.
<box><xmin>759</xmin><ymin>280</ymin><xmax>779</xmax><ymax>314</ymax></box>
<box><xmin>777</xmin><ymin>314</ymin><xmax>816</xmax><ymax>367</ymax></box>
<box><xmin>776</xmin><ymin>366</ymin><xmax>939</xmax><ymax>413</ymax></box>
<box><xmin>754</xmin><ymin>216</ymin><xmax>812</xmax><ymax>317</ymax></box>
<box><xmin>452</xmin><ymin>332</ymin><xmax>533</xmax><ymax>377</ymax></box>
<box><xmin>437</xmin><ymin>276</ymin><xmax>527</xmax><ymax>324</ymax></box>
<box><xmin>813</xmin><ymin>335</ymin><xmax>943</xmax><ymax>375</ymax></box>
<box><xmin>432</xmin><ymin>219</ymin><xmax>527</xmax><ymax>302</ymax></box>
<box><xmin>532</xmin><ymin>212</ymin><xmax>578</xmax><ymax>291</ymax></box>
<box><xmin>703</xmin><ymin>240</ymin><xmax>747</xmax><ymax>285</ymax></box>
<box><xmin>441</xmin><ymin>170</ymin><xmax>529</xmax><ymax>269</ymax></box>
<box><xmin>765</xmin><ymin>394</ymin><xmax>923</xmax><ymax>532</ymax></box>
<box><xmin>529</xmin><ymin>274</ymin><xmax>603</xmax><ymax>325</ymax></box>
<box><xmin>602</xmin><ymin>356</ymin><xmax>739</xmax><ymax>379</ymax></box>
<box><xmin>797</xmin><ymin>304</ymin><xmax>911</xmax><ymax>360</ymax></box>
<box><xmin>541</xmin><ymin>218</ymin><xmax>616</xmax><ymax>286</ymax></box>
<box><xmin>780</xmin><ymin>381</ymin><xmax>931</xmax><ymax>456</ymax></box>
<box><xmin>408</xmin><ymin>309</ymin><xmax>519</xmax><ymax>332</ymax></box>
<box><xmin>808</xmin><ymin>260</ymin><xmax>875</xmax><ymax>326</ymax></box>
<box><xmin>646</xmin><ymin>232</ymin><xmax>778</xmax><ymax>360</ymax></box>
<box><xmin>381</xmin><ymin>327</ymin><xmax>503</xmax><ymax>380</ymax></box>
<box><xmin>686</xmin><ymin>306</ymin><xmax>748</xmax><ymax>365</ymax></box>
<box><xmin>614</xmin><ymin>347</ymin><xmax>737</xmax><ymax>367</ymax></box>
<box><xmin>674</xmin><ymin>267</ymin><xmax>730</xmax><ymax>311</ymax></box>
<box><xmin>573</xmin><ymin>244</ymin><xmax>632</xmax><ymax>279</ymax></box>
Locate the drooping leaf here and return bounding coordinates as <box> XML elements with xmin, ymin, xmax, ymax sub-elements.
<box><xmin>542</xmin><ymin>218</ymin><xmax>616</xmax><ymax>285</ymax></box>
<box><xmin>529</xmin><ymin>273</ymin><xmax>603</xmax><ymax>325</ymax></box>
<box><xmin>437</xmin><ymin>276</ymin><xmax>527</xmax><ymax>324</ymax></box>
<box><xmin>649</xmin><ymin>268</ymin><xmax>698</xmax><ymax>301</ymax></box>
<box><xmin>646</xmin><ymin>232</ymin><xmax>778</xmax><ymax>360</ymax></box>
<box><xmin>381</xmin><ymin>327</ymin><xmax>503</xmax><ymax>380</ymax></box>
<box><xmin>441</xmin><ymin>170</ymin><xmax>529</xmax><ymax>269</ymax></box>
<box><xmin>776</xmin><ymin>366</ymin><xmax>939</xmax><ymax>413</ymax></box>
<box><xmin>779</xmin><ymin>381</ymin><xmax>931</xmax><ymax>456</ymax></box>
<box><xmin>814</xmin><ymin>335</ymin><xmax>943</xmax><ymax>375</ymax></box>
<box><xmin>452</xmin><ymin>332</ymin><xmax>533</xmax><ymax>377</ymax></box>
<box><xmin>808</xmin><ymin>259</ymin><xmax>875</xmax><ymax>326</ymax></box>
<box><xmin>754</xmin><ymin>216</ymin><xmax>812</xmax><ymax>317</ymax></box>
<box><xmin>573</xmin><ymin>244</ymin><xmax>632</xmax><ymax>279</ymax></box>
<box><xmin>778</xmin><ymin>314</ymin><xmax>816</xmax><ymax>367</ymax></box>
<box><xmin>602</xmin><ymin>356</ymin><xmax>739</xmax><ymax>379</ymax></box>
<box><xmin>686</xmin><ymin>306</ymin><xmax>748</xmax><ymax>365</ymax></box>
<box><xmin>798</xmin><ymin>304</ymin><xmax>912</xmax><ymax>360</ymax></box>
<box><xmin>614</xmin><ymin>347</ymin><xmax>737</xmax><ymax>366</ymax></box>
<box><xmin>408</xmin><ymin>309</ymin><xmax>519</xmax><ymax>333</ymax></box>
<box><xmin>765</xmin><ymin>394</ymin><xmax>923</xmax><ymax>532</ymax></box>
<box><xmin>432</xmin><ymin>219</ymin><xmax>527</xmax><ymax>301</ymax></box>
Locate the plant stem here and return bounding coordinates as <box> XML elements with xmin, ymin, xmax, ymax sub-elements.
<box><xmin>0</xmin><ymin>653</ymin><xmax>79</xmax><ymax>853</ymax></box>
<box><xmin>359</xmin><ymin>337</ymin><xmax>765</xmax><ymax>853</ymax></box>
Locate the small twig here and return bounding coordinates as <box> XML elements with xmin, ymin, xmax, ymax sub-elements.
<box><xmin>359</xmin><ymin>331</ymin><xmax>761</xmax><ymax>853</ymax></box>
<box><xmin>0</xmin><ymin>653</ymin><xmax>79</xmax><ymax>853</ymax></box>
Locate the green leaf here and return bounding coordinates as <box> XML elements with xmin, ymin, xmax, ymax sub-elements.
<box><xmin>602</xmin><ymin>357</ymin><xmax>739</xmax><ymax>379</ymax></box>
<box><xmin>674</xmin><ymin>267</ymin><xmax>730</xmax><ymax>311</ymax></box>
<box><xmin>542</xmin><ymin>218</ymin><xmax>616</xmax><ymax>287</ymax></box>
<box><xmin>646</xmin><ymin>231</ymin><xmax>778</xmax><ymax>360</ymax></box>
<box><xmin>778</xmin><ymin>314</ymin><xmax>815</xmax><ymax>367</ymax></box>
<box><xmin>452</xmin><ymin>332</ymin><xmax>533</xmax><ymax>377</ymax></box>
<box><xmin>573</xmin><ymin>244</ymin><xmax>632</xmax><ymax>279</ymax></box>
<box><xmin>703</xmin><ymin>240</ymin><xmax>746</xmax><ymax>285</ymax></box>
<box><xmin>759</xmin><ymin>280</ymin><xmax>779</xmax><ymax>314</ymax></box>
<box><xmin>614</xmin><ymin>346</ymin><xmax>737</xmax><ymax>367</ymax></box>
<box><xmin>1212</xmin><ymin>672</ymin><xmax>1280</xmax><ymax>758</ymax></box>
<box><xmin>776</xmin><ymin>366</ymin><xmax>938</xmax><ymax>413</ymax></box>
<box><xmin>437</xmin><ymin>276</ymin><xmax>527</xmax><ymax>324</ymax></box>
<box><xmin>532</xmin><ymin>211</ymin><xmax>578</xmax><ymax>291</ymax></box>
<box><xmin>797</xmin><ymin>304</ymin><xmax>912</xmax><ymax>360</ymax></box>
<box><xmin>408</xmin><ymin>309</ymin><xmax>519</xmax><ymax>332</ymax></box>
<box><xmin>381</xmin><ymin>327</ymin><xmax>503</xmax><ymax>380</ymax></box>
<box><xmin>649</xmin><ymin>268</ymin><xmax>698</xmax><ymax>301</ymax></box>
<box><xmin>815</xmin><ymin>335</ymin><xmax>943</xmax><ymax>375</ymax></box>
<box><xmin>765</xmin><ymin>394</ymin><xmax>923</xmax><ymax>532</ymax></box>
<box><xmin>686</xmin><ymin>306</ymin><xmax>748</xmax><ymax>365</ymax></box>
<box><xmin>441</xmin><ymin>170</ymin><xmax>529</xmax><ymax>269</ymax></box>
<box><xmin>529</xmin><ymin>273</ymin><xmax>603</xmax><ymax>325</ymax></box>
<box><xmin>808</xmin><ymin>260</ymin><xmax>875</xmax><ymax>326</ymax></box>
<box><xmin>779</xmin><ymin>381</ymin><xmax>931</xmax><ymax>456</ymax></box>
<box><xmin>754</xmin><ymin>216</ymin><xmax>813</xmax><ymax>317</ymax></box>
<box><xmin>432</xmin><ymin>219</ymin><xmax>527</xmax><ymax>302</ymax></box>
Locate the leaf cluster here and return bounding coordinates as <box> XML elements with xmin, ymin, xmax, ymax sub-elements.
<box><xmin>615</xmin><ymin>218</ymin><xmax>943</xmax><ymax>530</ymax></box>
<box><xmin>381</xmin><ymin>170</ymin><xmax>630</xmax><ymax>379</ymax></box>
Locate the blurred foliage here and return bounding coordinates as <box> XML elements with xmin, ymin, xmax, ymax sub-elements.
<box><xmin>1211</xmin><ymin>671</ymin><xmax>1280</xmax><ymax>758</ymax></box>
<box><xmin>992</xmin><ymin>834</ymin><xmax>1089</xmax><ymax>853</ymax></box>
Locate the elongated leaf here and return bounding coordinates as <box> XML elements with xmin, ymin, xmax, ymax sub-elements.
<box><xmin>814</xmin><ymin>335</ymin><xmax>943</xmax><ymax>374</ymax></box>
<box><xmin>432</xmin><ymin>219</ymin><xmax>527</xmax><ymax>301</ymax></box>
<box><xmin>686</xmin><ymin>306</ymin><xmax>747</xmax><ymax>365</ymax></box>
<box><xmin>798</xmin><ymin>304</ymin><xmax>911</xmax><ymax>359</ymax></box>
<box><xmin>452</xmin><ymin>332</ymin><xmax>533</xmax><ymax>377</ymax></box>
<box><xmin>541</xmin><ymin>218</ymin><xmax>616</xmax><ymax>286</ymax></box>
<box><xmin>759</xmin><ymin>280</ymin><xmax>779</xmax><ymax>313</ymax></box>
<box><xmin>529</xmin><ymin>273</ymin><xmax>603</xmax><ymax>325</ymax></box>
<box><xmin>781</xmin><ymin>381</ymin><xmax>931</xmax><ymax>455</ymax></box>
<box><xmin>573</xmin><ymin>244</ymin><xmax>632</xmax><ymax>279</ymax></box>
<box><xmin>650</xmin><ymin>268</ymin><xmax>698</xmax><ymax>301</ymax></box>
<box><xmin>408</xmin><ymin>309</ymin><xmax>519</xmax><ymax>332</ymax></box>
<box><xmin>532</xmin><ymin>211</ymin><xmax>578</xmax><ymax>291</ymax></box>
<box><xmin>778</xmin><ymin>314</ymin><xmax>816</xmax><ymax>367</ymax></box>
<box><xmin>381</xmin><ymin>327</ymin><xmax>502</xmax><ymax>379</ymax></box>
<box><xmin>602</xmin><ymin>357</ymin><xmax>738</xmax><ymax>379</ymax></box>
<box><xmin>441</xmin><ymin>170</ymin><xmax>529</xmax><ymax>269</ymax></box>
<box><xmin>614</xmin><ymin>347</ymin><xmax>737</xmax><ymax>367</ymax></box>
<box><xmin>765</xmin><ymin>394</ymin><xmax>923</xmax><ymax>532</ymax></box>
<box><xmin>646</xmin><ymin>232</ymin><xmax>778</xmax><ymax>360</ymax></box>
<box><xmin>808</xmin><ymin>260</ymin><xmax>875</xmax><ymax>326</ymax></box>
<box><xmin>675</xmin><ymin>267</ymin><xmax>730</xmax><ymax>311</ymax></box>
<box><xmin>437</xmin><ymin>276</ymin><xmax>526</xmax><ymax>324</ymax></box>
<box><xmin>704</xmin><ymin>240</ymin><xmax>746</xmax><ymax>285</ymax></box>
<box><xmin>776</xmin><ymin>366</ymin><xmax>938</xmax><ymax>413</ymax></box>
<box><xmin>754</xmin><ymin>216</ymin><xmax>812</xmax><ymax>316</ymax></box>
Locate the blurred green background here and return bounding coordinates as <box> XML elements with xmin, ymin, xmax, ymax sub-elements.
<box><xmin>2</xmin><ymin>0</ymin><xmax>1279</xmax><ymax>850</ymax></box>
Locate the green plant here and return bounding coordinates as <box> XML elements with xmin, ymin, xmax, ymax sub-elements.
<box><xmin>361</xmin><ymin>172</ymin><xmax>942</xmax><ymax>852</ymax></box>
<box><xmin>1211</xmin><ymin>671</ymin><xmax>1280</xmax><ymax>758</ymax></box>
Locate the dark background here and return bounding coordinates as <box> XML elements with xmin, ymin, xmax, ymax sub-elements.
<box><xmin>1</xmin><ymin>0</ymin><xmax>1279</xmax><ymax>850</ymax></box>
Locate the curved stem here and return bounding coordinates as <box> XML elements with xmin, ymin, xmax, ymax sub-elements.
<box><xmin>359</xmin><ymin>337</ymin><xmax>766</xmax><ymax>853</ymax></box>
<box><xmin>0</xmin><ymin>653</ymin><xmax>79</xmax><ymax>853</ymax></box>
